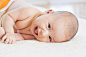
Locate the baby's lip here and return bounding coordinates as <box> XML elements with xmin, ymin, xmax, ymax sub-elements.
<box><xmin>34</xmin><ymin>26</ymin><xmax>38</xmax><ymax>36</ymax></box>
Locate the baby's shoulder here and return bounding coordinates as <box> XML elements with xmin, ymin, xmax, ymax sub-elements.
<box><xmin>21</xmin><ymin>7</ymin><xmax>40</xmax><ymax>15</ymax></box>
<box><xmin>16</xmin><ymin>7</ymin><xmax>40</xmax><ymax>20</ymax></box>
<box><xmin>7</xmin><ymin>7</ymin><xmax>41</xmax><ymax>21</ymax></box>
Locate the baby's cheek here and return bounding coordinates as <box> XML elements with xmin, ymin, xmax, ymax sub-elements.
<box><xmin>36</xmin><ymin>21</ymin><xmax>40</xmax><ymax>24</ymax></box>
<box><xmin>38</xmin><ymin>37</ymin><xmax>49</xmax><ymax>42</ymax></box>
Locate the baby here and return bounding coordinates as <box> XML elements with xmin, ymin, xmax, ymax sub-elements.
<box><xmin>0</xmin><ymin>0</ymin><xmax>78</xmax><ymax>44</ymax></box>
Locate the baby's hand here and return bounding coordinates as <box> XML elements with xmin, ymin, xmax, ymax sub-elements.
<box><xmin>1</xmin><ymin>33</ymin><xmax>16</xmax><ymax>44</ymax></box>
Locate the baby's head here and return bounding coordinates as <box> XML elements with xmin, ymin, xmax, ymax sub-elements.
<box><xmin>30</xmin><ymin>10</ymin><xmax>78</xmax><ymax>43</ymax></box>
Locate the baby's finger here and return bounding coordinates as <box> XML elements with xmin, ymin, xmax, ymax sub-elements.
<box><xmin>4</xmin><ymin>40</ymin><xmax>8</xmax><ymax>44</ymax></box>
<box><xmin>12</xmin><ymin>38</ymin><xmax>16</xmax><ymax>44</ymax></box>
<box><xmin>4</xmin><ymin>38</ymin><xmax>9</xmax><ymax>44</ymax></box>
<box><xmin>9</xmin><ymin>38</ymin><xmax>12</xmax><ymax>44</ymax></box>
<box><xmin>1</xmin><ymin>36</ymin><xmax>7</xmax><ymax>42</ymax></box>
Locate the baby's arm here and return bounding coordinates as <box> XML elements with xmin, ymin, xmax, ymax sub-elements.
<box><xmin>2</xmin><ymin>7</ymin><xmax>39</xmax><ymax>44</ymax></box>
<box><xmin>1</xmin><ymin>33</ymin><xmax>25</xmax><ymax>44</ymax></box>
<box><xmin>0</xmin><ymin>27</ymin><xmax>25</xmax><ymax>44</ymax></box>
<box><xmin>2</xmin><ymin>9</ymin><xmax>21</xmax><ymax>44</ymax></box>
<box><xmin>2</xmin><ymin>33</ymin><xmax>36</xmax><ymax>44</ymax></box>
<box><xmin>2</xmin><ymin>7</ymin><xmax>36</xmax><ymax>44</ymax></box>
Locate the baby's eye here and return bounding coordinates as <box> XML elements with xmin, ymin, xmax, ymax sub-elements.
<box><xmin>49</xmin><ymin>36</ymin><xmax>52</xmax><ymax>41</ymax></box>
<box><xmin>48</xmin><ymin>24</ymin><xmax>50</xmax><ymax>29</ymax></box>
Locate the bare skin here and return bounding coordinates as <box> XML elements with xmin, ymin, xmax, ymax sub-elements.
<box><xmin>0</xmin><ymin>0</ymin><xmax>67</xmax><ymax>44</ymax></box>
<box><xmin>0</xmin><ymin>27</ymin><xmax>5</xmax><ymax>39</ymax></box>
<box><xmin>1</xmin><ymin>0</ymin><xmax>42</xmax><ymax>44</ymax></box>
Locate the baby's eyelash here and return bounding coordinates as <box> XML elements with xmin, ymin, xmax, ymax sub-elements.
<box><xmin>48</xmin><ymin>24</ymin><xmax>50</xmax><ymax>29</ymax></box>
<box><xmin>49</xmin><ymin>36</ymin><xmax>51</xmax><ymax>41</ymax></box>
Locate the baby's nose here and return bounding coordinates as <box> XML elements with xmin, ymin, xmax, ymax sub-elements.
<box><xmin>38</xmin><ymin>27</ymin><xmax>48</xmax><ymax>38</ymax></box>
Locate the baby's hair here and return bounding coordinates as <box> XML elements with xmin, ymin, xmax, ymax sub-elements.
<box><xmin>51</xmin><ymin>11</ymin><xmax>78</xmax><ymax>41</ymax></box>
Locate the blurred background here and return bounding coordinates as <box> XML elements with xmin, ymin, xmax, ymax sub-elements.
<box><xmin>24</xmin><ymin>0</ymin><xmax>86</xmax><ymax>19</ymax></box>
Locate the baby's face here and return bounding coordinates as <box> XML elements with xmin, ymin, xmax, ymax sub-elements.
<box><xmin>30</xmin><ymin>14</ymin><xmax>67</xmax><ymax>42</ymax></box>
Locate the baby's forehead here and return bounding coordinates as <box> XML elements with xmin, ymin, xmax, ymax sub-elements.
<box><xmin>52</xmin><ymin>17</ymin><xmax>65</xmax><ymax>24</ymax></box>
<box><xmin>52</xmin><ymin>18</ymin><xmax>66</xmax><ymax>34</ymax></box>
<box><xmin>52</xmin><ymin>29</ymin><xmax>66</xmax><ymax>42</ymax></box>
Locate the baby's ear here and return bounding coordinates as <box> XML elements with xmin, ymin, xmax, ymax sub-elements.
<box><xmin>42</xmin><ymin>9</ymin><xmax>54</xmax><ymax>15</ymax></box>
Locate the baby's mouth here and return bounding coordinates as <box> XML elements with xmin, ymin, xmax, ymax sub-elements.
<box><xmin>34</xmin><ymin>26</ymin><xmax>38</xmax><ymax>35</ymax></box>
